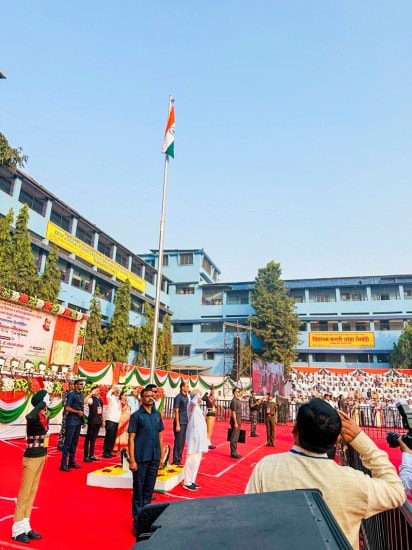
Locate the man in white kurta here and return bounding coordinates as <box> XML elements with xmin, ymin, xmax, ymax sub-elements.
<box><xmin>183</xmin><ymin>391</ymin><xmax>208</xmax><ymax>491</ymax></box>
<box><xmin>245</xmin><ymin>398</ymin><xmax>405</xmax><ymax>549</ymax></box>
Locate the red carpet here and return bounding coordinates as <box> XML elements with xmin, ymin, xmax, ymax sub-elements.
<box><xmin>0</xmin><ymin>420</ymin><xmax>405</xmax><ymax>549</ymax></box>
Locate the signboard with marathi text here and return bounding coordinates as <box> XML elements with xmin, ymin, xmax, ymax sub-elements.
<box><xmin>309</xmin><ymin>331</ymin><xmax>375</xmax><ymax>348</ymax></box>
<box><xmin>46</xmin><ymin>222</ymin><xmax>145</xmax><ymax>292</ymax></box>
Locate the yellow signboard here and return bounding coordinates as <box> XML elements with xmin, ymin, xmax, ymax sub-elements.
<box><xmin>46</xmin><ymin>222</ymin><xmax>146</xmax><ymax>292</ymax></box>
<box><xmin>309</xmin><ymin>332</ymin><xmax>375</xmax><ymax>348</ymax></box>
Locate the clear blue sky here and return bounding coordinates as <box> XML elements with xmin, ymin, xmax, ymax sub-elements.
<box><xmin>2</xmin><ymin>1</ymin><xmax>412</xmax><ymax>283</ymax></box>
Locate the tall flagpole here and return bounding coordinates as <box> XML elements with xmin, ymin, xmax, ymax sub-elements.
<box><xmin>150</xmin><ymin>96</ymin><xmax>175</xmax><ymax>384</ymax></box>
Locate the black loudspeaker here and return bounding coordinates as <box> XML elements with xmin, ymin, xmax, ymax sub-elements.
<box><xmin>131</xmin><ymin>490</ymin><xmax>351</xmax><ymax>549</ymax></box>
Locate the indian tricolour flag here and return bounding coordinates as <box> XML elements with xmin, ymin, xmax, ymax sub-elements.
<box><xmin>162</xmin><ymin>97</ymin><xmax>175</xmax><ymax>158</ymax></box>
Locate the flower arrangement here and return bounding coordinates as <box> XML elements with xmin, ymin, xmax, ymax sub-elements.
<box><xmin>1</xmin><ymin>377</ymin><xmax>15</xmax><ymax>392</ymax></box>
<box><xmin>43</xmin><ymin>380</ymin><xmax>54</xmax><ymax>394</ymax></box>
<box><xmin>0</xmin><ymin>286</ymin><xmax>88</xmax><ymax>321</ymax></box>
<box><xmin>29</xmin><ymin>378</ymin><xmax>43</xmax><ymax>394</ymax></box>
<box><xmin>14</xmin><ymin>378</ymin><xmax>30</xmax><ymax>392</ymax></box>
<box><xmin>53</xmin><ymin>380</ymin><xmax>63</xmax><ymax>395</ymax></box>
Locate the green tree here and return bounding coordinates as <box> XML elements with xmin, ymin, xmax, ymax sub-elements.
<box><xmin>249</xmin><ymin>261</ymin><xmax>300</xmax><ymax>377</ymax></box>
<box><xmin>157</xmin><ymin>313</ymin><xmax>173</xmax><ymax>370</ymax></box>
<box><xmin>83</xmin><ymin>289</ymin><xmax>104</xmax><ymax>361</ymax></box>
<box><xmin>103</xmin><ymin>279</ymin><xmax>133</xmax><ymax>362</ymax></box>
<box><xmin>0</xmin><ymin>208</ymin><xmax>14</xmax><ymax>284</ymax></box>
<box><xmin>241</xmin><ymin>335</ymin><xmax>253</xmax><ymax>378</ymax></box>
<box><xmin>39</xmin><ymin>247</ymin><xmax>61</xmax><ymax>301</ymax></box>
<box><xmin>137</xmin><ymin>302</ymin><xmax>154</xmax><ymax>366</ymax></box>
<box><xmin>391</xmin><ymin>324</ymin><xmax>412</xmax><ymax>369</ymax></box>
<box><xmin>0</xmin><ymin>133</ymin><xmax>28</xmax><ymax>172</ymax></box>
<box><xmin>4</xmin><ymin>204</ymin><xmax>39</xmax><ymax>295</ymax></box>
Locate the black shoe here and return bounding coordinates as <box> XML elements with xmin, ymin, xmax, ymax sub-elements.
<box><xmin>183</xmin><ymin>483</ymin><xmax>198</xmax><ymax>491</ymax></box>
<box><xmin>57</xmin><ymin>445</ymin><xmax>63</xmax><ymax>451</ymax></box>
<box><xmin>208</xmin><ymin>445</ymin><xmax>216</xmax><ymax>449</ymax></box>
<box><xmin>90</xmin><ymin>456</ymin><xmax>100</xmax><ymax>461</ymax></box>
<box><xmin>27</xmin><ymin>530</ymin><xmax>42</xmax><ymax>540</ymax></box>
<box><xmin>251</xmin><ymin>434</ymin><xmax>259</xmax><ymax>437</ymax></box>
<box><xmin>60</xmin><ymin>464</ymin><xmax>70</xmax><ymax>472</ymax></box>
<box><xmin>12</xmin><ymin>533</ymin><xmax>30</xmax><ymax>544</ymax></box>
<box><xmin>230</xmin><ymin>453</ymin><xmax>242</xmax><ymax>459</ymax></box>
<box><xmin>83</xmin><ymin>457</ymin><xmax>92</xmax><ymax>463</ymax></box>
<box><xmin>102</xmin><ymin>453</ymin><xmax>112</xmax><ymax>458</ymax></box>
<box><xmin>68</xmin><ymin>462</ymin><xmax>81</xmax><ymax>469</ymax></box>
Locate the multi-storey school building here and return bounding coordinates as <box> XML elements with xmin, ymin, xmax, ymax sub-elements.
<box><xmin>142</xmin><ymin>250</ymin><xmax>412</xmax><ymax>375</ymax></box>
<box><xmin>0</xmin><ymin>167</ymin><xmax>171</xmax><ymax>364</ymax></box>
<box><xmin>1</xmin><ymin>166</ymin><xmax>411</xmax><ymax>374</ymax></box>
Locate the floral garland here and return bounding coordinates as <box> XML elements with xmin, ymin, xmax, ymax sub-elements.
<box><xmin>0</xmin><ymin>286</ymin><xmax>89</xmax><ymax>321</ymax></box>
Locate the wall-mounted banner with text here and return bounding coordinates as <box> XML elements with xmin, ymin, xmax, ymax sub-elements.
<box><xmin>46</xmin><ymin>222</ymin><xmax>146</xmax><ymax>292</ymax></box>
<box><xmin>309</xmin><ymin>331</ymin><xmax>375</xmax><ymax>348</ymax></box>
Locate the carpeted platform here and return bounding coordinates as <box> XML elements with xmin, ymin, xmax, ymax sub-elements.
<box><xmin>0</xmin><ymin>419</ymin><xmax>405</xmax><ymax>549</ymax></box>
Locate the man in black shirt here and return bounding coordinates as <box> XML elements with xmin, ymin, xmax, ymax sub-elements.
<box><xmin>172</xmin><ymin>381</ymin><xmax>189</xmax><ymax>465</ymax></box>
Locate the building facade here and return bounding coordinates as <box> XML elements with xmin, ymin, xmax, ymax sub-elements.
<box><xmin>1</xmin><ymin>167</ymin><xmax>410</xmax><ymax>375</ymax></box>
<box><xmin>143</xmin><ymin>250</ymin><xmax>412</xmax><ymax>375</ymax></box>
<box><xmin>0</xmin><ymin>167</ymin><xmax>171</xmax><ymax>363</ymax></box>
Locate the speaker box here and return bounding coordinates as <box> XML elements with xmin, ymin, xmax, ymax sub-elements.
<box><xmin>131</xmin><ymin>489</ymin><xmax>351</xmax><ymax>549</ymax></box>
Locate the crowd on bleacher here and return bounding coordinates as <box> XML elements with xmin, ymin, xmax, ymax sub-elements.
<box><xmin>287</xmin><ymin>371</ymin><xmax>412</xmax><ymax>428</ymax></box>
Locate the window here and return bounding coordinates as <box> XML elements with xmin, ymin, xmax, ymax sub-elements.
<box><xmin>173</xmin><ymin>345</ymin><xmax>191</xmax><ymax>356</ymax></box>
<box><xmin>145</xmin><ymin>270</ymin><xmax>155</xmax><ymax>285</ymax></box>
<box><xmin>71</xmin><ymin>268</ymin><xmax>92</xmax><ymax>292</ymax></box>
<box><xmin>76</xmin><ymin>225</ymin><xmax>93</xmax><ymax>246</ymax></box>
<box><xmin>19</xmin><ymin>188</ymin><xmax>45</xmax><ymax>215</ymax></box>
<box><xmin>0</xmin><ymin>176</ymin><xmax>13</xmax><ymax>195</ymax></box>
<box><xmin>355</xmin><ymin>322</ymin><xmax>368</xmax><ymax>331</ymax></box>
<box><xmin>344</xmin><ymin>353</ymin><xmax>373</xmax><ymax>364</ymax></box>
<box><xmin>309</xmin><ymin>289</ymin><xmax>336</xmax><ymax>303</ymax></box>
<box><xmin>200</xmin><ymin>322</ymin><xmax>223</xmax><ymax>333</ymax></box>
<box><xmin>289</xmin><ymin>291</ymin><xmax>305</xmax><ymax>303</ymax></box>
<box><xmin>377</xmin><ymin>353</ymin><xmax>391</xmax><ymax>363</ymax></box>
<box><xmin>375</xmin><ymin>320</ymin><xmax>390</xmax><ymax>331</ymax></box>
<box><xmin>162</xmin><ymin>255</ymin><xmax>169</xmax><ymax>267</ymax></box>
<box><xmin>131</xmin><ymin>260</ymin><xmax>143</xmax><ymax>276</ymax></box>
<box><xmin>97</xmin><ymin>239</ymin><xmax>112</xmax><ymax>258</ymax></box>
<box><xmin>405</xmin><ymin>289</ymin><xmax>412</xmax><ymax>299</ymax></box>
<box><xmin>130</xmin><ymin>298</ymin><xmax>143</xmax><ymax>313</ymax></box>
<box><xmin>179</xmin><ymin>253</ymin><xmax>193</xmax><ymax>265</ymax></box>
<box><xmin>226</xmin><ymin>291</ymin><xmax>249</xmax><ymax>305</ymax></box>
<box><xmin>176</xmin><ymin>285</ymin><xmax>194</xmax><ymax>295</ymax></box>
<box><xmin>95</xmin><ymin>279</ymin><xmax>113</xmax><ymax>301</ymax></box>
<box><xmin>202</xmin><ymin>289</ymin><xmax>223</xmax><ymax>305</ymax></box>
<box><xmin>312</xmin><ymin>354</ymin><xmax>340</xmax><ymax>363</ymax></box>
<box><xmin>310</xmin><ymin>321</ymin><xmax>338</xmax><ymax>331</ymax></box>
<box><xmin>204</xmin><ymin>352</ymin><xmax>215</xmax><ymax>360</ymax></box>
<box><xmin>202</xmin><ymin>257</ymin><xmax>212</xmax><ymax>274</ymax></box>
<box><xmin>375</xmin><ymin>319</ymin><xmax>403</xmax><ymax>331</ymax></box>
<box><xmin>116</xmin><ymin>249</ymin><xmax>129</xmax><ymax>268</ymax></box>
<box><xmin>173</xmin><ymin>323</ymin><xmax>193</xmax><ymax>333</ymax></box>
<box><xmin>339</xmin><ymin>287</ymin><xmax>366</xmax><ymax>301</ymax></box>
<box><xmin>50</xmin><ymin>208</ymin><xmax>71</xmax><ymax>232</ymax></box>
<box><xmin>342</xmin><ymin>320</ymin><xmax>370</xmax><ymax>331</ymax></box>
<box><xmin>372</xmin><ymin>286</ymin><xmax>400</xmax><ymax>301</ymax></box>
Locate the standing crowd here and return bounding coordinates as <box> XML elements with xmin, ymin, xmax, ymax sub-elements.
<box><xmin>11</xmin><ymin>371</ymin><xmax>412</xmax><ymax>547</ymax></box>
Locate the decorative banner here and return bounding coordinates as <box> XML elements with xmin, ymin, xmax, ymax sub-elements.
<box><xmin>309</xmin><ymin>331</ymin><xmax>375</xmax><ymax>348</ymax></box>
<box><xmin>0</xmin><ymin>299</ymin><xmax>55</xmax><ymax>363</ymax></box>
